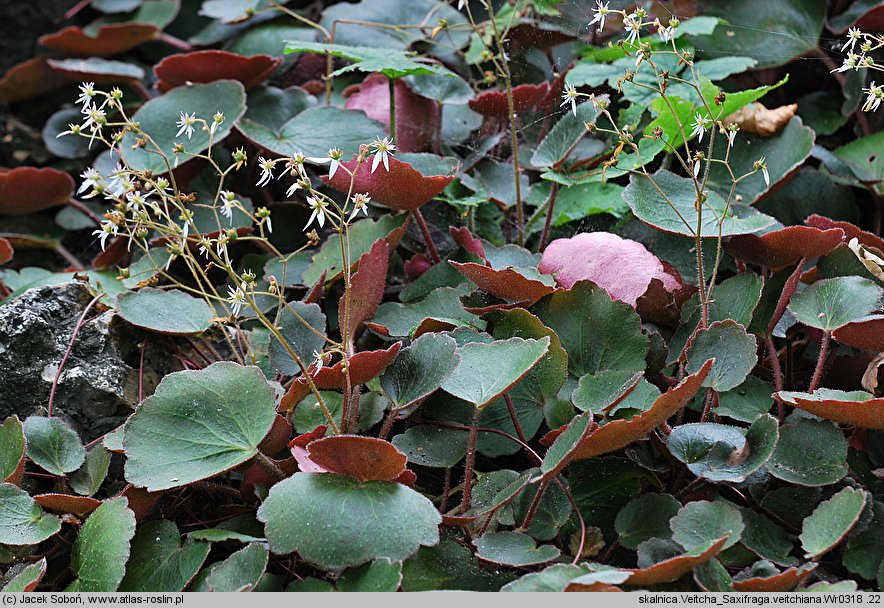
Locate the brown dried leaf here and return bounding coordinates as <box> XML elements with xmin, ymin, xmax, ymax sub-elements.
<box><xmin>725</xmin><ymin>103</ymin><xmax>797</xmax><ymax>136</ymax></box>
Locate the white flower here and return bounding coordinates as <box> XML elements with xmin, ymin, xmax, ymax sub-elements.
<box><xmin>691</xmin><ymin>114</ymin><xmax>710</xmax><ymax>143</ymax></box>
<box><xmin>305</xmin><ymin>196</ymin><xmax>328</xmax><ymax>230</ymax></box>
<box><xmin>693</xmin><ymin>159</ymin><xmax>701</xmax><ymax>178</ymax></box>
<box><xmin>307</xmin><ymin>148</ymin><xmax>343</xmax><ymax>179</ymax></box>
<box><xmin>311</xmin><ymin>349</ymin><xmax>324</xmax><ymax>375</ymax></box>
<box><xmin>256</xmin><ymin>156</ymin><xmax>275</xmax><ymax>187</ymax></box>
<box><xmin>658</xmin><ymin>23</ymin><xmax>675</xmax><ymax>43</ymax></box>
<box><xmin>76</xmin><ymin>82</ymin><xmax>96</xmax><ymax>108</ymax></box>
<box><xmin>588</xmin><ymin>1</ymin><xmax>610</xmax><ymax>33</ymax></box>
<box><xmin>263</xmin><ymin>215</ymin><xmax>273</xmax><ymax>234</ymax></box>
<box><xmin>726</xmin><ymin>125</ymin><xmax>738</xmax><ymax>148</ymax></box>
<box><xmin>842</xmin><ymin>27</ymin><xmax>862</xmax><ymax>53</ymax></box>
<box><xmin>78</xmin><ymin>167</ymin><xmax>101</xmax><ymax>195</ymax></box>
<box><xmin>831</xmin><ymin>52</ymin><xmax>861</xmax><ymax>73</ymax></box>
<box><xmin>80</xmin><ymin>103</ymin><xmax>105</xmax><ymax>130</ymax></box>
<box><xmin>198</xmin><ymin>237</ymin><xmax>212</xmax><ymax>259</ymax></box>
<box><xmin>561</xmin><ymin>83</ymin><xmax>579</xmax><ymax>116</ymax></box>
<box><xmin>623</xmin><ymin>12</ymin><xmax>641</xmax><ymax>46</ymax></box>
<box><xmin>176</xmin><ymin>111</ymin><xmax>198</xmax><ymax>140</ymax></box>
<box><xmin>862</xmin><ymin>82</ymin><xmax>882</xmax><ymax>112</ymax></box>
<box><xmin>227</xmin><ymin>283</ymin><xmax>247</xmax><ymax>317</ymax></box>
<box><xmin>210</xmin><ymin>111</ymin><xmax>224</xmax><ymax>136</ymax></box>
<box><xmin>92</xmin><ymin>220</ymin><xmax>117</xmax><ymax>251</ymax></box>
<box><xmin>56</xmin><ymin>123</ymin><xmax>81</xmax><ymax>138</ymax></box>
<box><xmin>370</xmin><ymin>136</ymin><xmax>396</xmax><ymax>173</ymax></box>
<box><xmin>349</xmin><ymin>193</ymin><xmax>371</xmax><ymax>222</ymax></box>
<box><xmin>755</xmin><ymin>157</ymin><xmax>770</xmax><ymax>187</ymax></box>
<box><xmin>285</xmin><ymin>180</ymin><xmax>303</xmax><ymax>198</ymax></box>
<box><xmin>216</xmin><ymin>235</ymin><xmax>229</xmax><ymax>258</ymax></box>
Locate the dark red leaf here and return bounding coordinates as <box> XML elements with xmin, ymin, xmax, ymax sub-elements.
<box><xmin>39</xmin><ymin>24</ymin><xmax>159</xmax><ymax>57</ymax></box>
<box><xmin>323</xmin><ymin>155</ymin><xmax>454</xmax><ymax>212</ymax></box>
<box><xmin>0</xmin><ymin>167</ymin><xmax>74</xmax><ymax>214</ymax></box>
<box><xmin>240</xmin><ymin>458</ymin><xmax>297</xmax><ymax>500</ymax></box>
<box><xmin>806</xmin><ymin>214</ymin><xmax>884</xmax><ymax>252</ymax></box>
<box><xmin>258</xmin><ymin>414</ymin><xmax>292</xmax><ymax>457</ymax></box>
<box><xmin>405</xmin><ymin>253</ymin><xmax>432</xmax><ymax>281</ymax></box>
<box><xmin>91</xmin><ymin>236</ymin><xmax>129</xmax><ymax>270</ymax></box>
<box><xmin>34</xmin><ymin>494</ymin><xmax>102</xmax><ymax>517</ymax></box>
<box><xmin>468</xmin><ymin>82</ymin><xmax>552</xmax><ymax>120</ymax></box>
<box><xmin>344</xmin><ymin>72</ymin><xmax>440</xmax><ymax>153</ymax></box>
<box><xmin>0</xmin><ymin>238</ymin><xmax>14</xmax><ymax>265</ymax></box>
<box><xmin>724</xmin><ymin>226</ymin><xmax>845</xmax><ymax>271</ymax></box>
<box><xmin>732</xmin><ymin>565</ymin><xmax>816</xmax><ymax>592</ymax></box>
<box><xmin>0</xmin><ymin>58</ymin><xmax>67</xmax><ymax>103</ymax></box>
<box><xmin>119</xmin><ymin>485</ymin><xmax>163</xmax><ymax>521</ymax></box>
<box><xmin>624</xmin><ymin>537</ymin><xmax>728</xmax><ymax>586</ymax></box>
<box><xmin>635</xmin><ymin>261</ymin><xmax>695</xmax><ymax>325</ymax></box>
<box><xmin>306</xmin><ymin>435</ymin><xmax>408</xmax><ymax>483</ymax></box>
<box><xmin>340</xmin><ymin>239</ymin><xmax>390</xmax><ymax>341</ymax></box>
<box><xmin>451</xmin><ymin>261</ymin><xmax>557</xmax><ymax>304</ymax></box>
<box><xmin>776</xmin><ymin>392</ymin><xmax>884</xmax><ymax>429</ymax></box>
<box><xmin>450</xmin><ymin>226</ymin><xmax>487</xmax><ymax>261</ymax></box>
<box><xmin>303</xmin><ymin>269</ymin><xmax>327</xmax><ymax>304</ymax></box>
<box><xmin>767</xmin><ymin>258</ymin><xmax>806</xmax><ymax>336</ymax></box>
<box><xmin>154</xmin><ymin>50</ymin><xmax>281</xmax><ymax>93</ymax></box>
<box><xmin>289</xmin><ymin>426</ymin><xmax>329</xmax><ymax>473</ymax></box>
<box><xmin>833</xmin><ymin>316</ymin><xmax>884</xmax><ymax>352</ymax></box>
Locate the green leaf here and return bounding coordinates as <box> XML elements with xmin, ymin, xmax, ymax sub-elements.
<box><xmin>258</xmin><ymin>473</ymin><xmax>441</xmax><ymax>570</ymax></box>
<box><xmin>767</xmin><ymin>420</ymin><xmax>848</xmax><ymax>486</ymax></box>
<box><xmin>685</xmin><ymin>320</ymin><xmax>758</xmax><ymax>392</ymax></box>
<box><xmin>615</xmin><ymin>493</ymin><xmax>681</xmax><ymax>550</ymax></box>
<box><xmin>717</xmin><ymin>376</ymin><xmax>774</xmax><ymax>423</ymax></box>
<box><xmin>117</xmin><ymin>288</ymin><xmax>214</xmax><ymax>335</ymax></box>
<box><xmin>623</xmin><ymin>170</ymin><xmax>776</xmax><ymax>237</ymax></box>
<box><xmin>338</xmin><ymin>560</ymin><xmax>402</xmax><ymax>592</ymax></box>
<box><xmin>401</xmin><ymin>533</ymin><xmax>516</xmax><ymax>591</ymax></box>
<box><xmin>0</xmin><ymin>483</ymin><xmax>61</xmax><ymax>546</ymax></box>
<box><xmin>531</xmin><ymin>101</ymin><xmax>605</xmax><ymax>168</ymax></box>
<box><xmin>391</xmin><ymin>426</ymin><xmax>468</xmax><ymax>468</ymax></box>
<box><xmin>69</xmin><ymin>446</ymin><xmax>111</xmax><ymax>497</ymax></box>
<box><xmin>501</xmin><ymin>563</ymin><xmax>593</xmax><ymax>592</ymax></box>
<box><xmin>284</xmin><ymin>41</ymin><xmax>456</xmax><ymax>79</ymax></box>
<box><xmin>800</xmin><ymin>487</ymin><xmax>867</xmax><ymax>558</ymax></box>
<box><xmin>268</xmin><ymin>301</ymin><xmax>327</xmax><ymax>376</ymax></box>
<box><xmin>374</xmin><ymin>285</ymin><xmax>484</xmax><ymax>337</ymax></box>
<box><xmin>686</xmin><ymin>0</ymin><xmax>825</xmax><ymax>69</ymax></box>
<box><xmin>844</xmin><ymin>502</ymin><xmax>884</xmax><ymax>579</ymax></box>
<box><xmin>833</xmin><ymin>131</ymin><xmax>884</xmax><ymax>195</ymax></box>
<box><xmin>124</xmin><ymin>362</ymin><xmax>277</xmax><ymax>491</ymax></box>
<box><xmin>671</xmin><ymin>500</ymin><xmax>744</xmax><ymax>551</ymax></box>
<box><xmin>533</xmin><ymin>282</ymin><xmax>649</xmax><ymax>377</ymax></box>
<box><xmin>538</xmin><ymin>412</ymin><xmax>593</xmax><ymax>480</ymax></box>
<box><xmin>120</xmin><ymin>81</ymin><xmax>246</xmax><ymax>174</ymax></box>
<box><xmin>70</xmin><ymin>498</ymin><xmax>136</xmax><ymax>592</ymax></box>
<box><xmin>693</xmin><ymin>558</ymin><xmax>733</xmax><ymax>592</ymax></box>
<box><xmin>473</xmin><ymin>531</ymin><xmax>560</xmax><ymax>567</ymax></box>
<box><xmin>709</xmin><ymin>273</ymin><xmax>764</xmax><ymax>327</ymax></box>
<box><xmin>441</xmin><ymin>337</ymin><xmax>550</xmax><ymax>409</ymax></box>
<box><xmin>119</xmin><ymin>520</ymin><xmax>210</xmax><ymax>591</ymax></box>
<box><xmin>380</xmin><ymin>333</ymin><xmax>460</xmax><ymax>409</ymax></box>
<box><xmin>24</xmin><ymin>416</ymin><xmax>85</xmax><ymax>476</ymax></box>
<box><xmin>187</xmin><ymin>529</ymin><xmax>265</xmax><ymax>544</ymax></box>
<box><xmin>668</xmin><ymin>415</ymin><xmax>778</xmax><ymax>482</ymax></box>
<box><xmin>789</xmin><ymin>276</ymin><xmax>883</xmax><ymax>331</ymax></box>
<box><xmin>694</xmin><ymin>57</ymin><xmax>758</xmax><ymax>80</ymax></box>
<box><xmin>1</xmin><ymin>559</ymin><xmax>46</xmax><ymax>592</ymax></box>
<box><xmin>0</xmin><ymin>416</ymin><xmax>25</xmax><ymax>482</ymax></box>
<box><xmin>571</xmin><ymin>369</ymin><xmax>643</xmax><ymax>414</ymax></box>
<box><xmin>738</xmin><ymin>507</ymin><xmax>796</xmax><ymax>567</ymax></box>
<box><xmin>193</xmin><ymin>543</ymin><xmax>268</xmax><ymax>592</ymax></box>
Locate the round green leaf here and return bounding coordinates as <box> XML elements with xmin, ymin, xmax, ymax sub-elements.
<box><xmin>0</xmin><ymin>416</ymin><xmax>25</xmax><ymax>482</ymax></box>
<box><xmin>391</xmin><ymin>425</ymin><xmax>468</xmax><ymax>468</ymax></box>
<box><xmin>117</xmin><ymin>288</ymin><xmax>214</xmax><ymax>335</ymax></box>
<box><xmin>70</xmin><ymin>497</ymin><xmax>136</xmax><ymax>592</ymax></box>
<box><xmin>124</xmin><ymin>362</ymin><xmax>277</xmax><ymax>491</ymax></box>
<box><xmin>44</xmin><ymin>108</ymin><xmax>92</xmax><ymax>159</ymax></box>
<box><xmin>380</xmin><ymin>333</ymin><xmax>460</xmax><ymax>409</ymax></box>
<box><xmin>767</xmin><ymin>419</ymin><xmax>848</xmax><ymax>486</ymax></box>
<box><xmin>501</xmin><ymin>564</ymin><xmax>594</xmax><ymax>592</ymax></box>
<box><xmin>193</xmin><ymin>543</ymin><xmax>268</xmax><ymax>592</ymax></box>
<box><xmin>69</xmin><ymin>446</ymin><xmax>111</xmax><ymax>497</ymax></box>
<box><xmin>401</xmin><ymin>534</ymin><xmax>516</xmax><ymax>591</ymax></box>
<box><xmin>623</xmin><ymin>170</ymin><xmax>776</xmax><ymax>237</ymax></box>
<box><xmin>534</xmin><ymin>282</ymin><xmax>649</xmax><ymax>377</ymax></box>
<box><xmin>686</xmin><ymin>320</ymin><xmax>758</xmax><ymax>392</ymax></box>
<box><xmin>0</xmin><ymin>483</ymin><xmax>61</xmax><ymax>546</ymax></box>
<box><xmin>571</xmin><ymin>369</ymin><xmax>643</xmax><ymax>414</ymax></box>
<box><xmin>833</xmin><ymin>131</ymin><xmax>884</xmax><ymax>195</ymax></box>
<box><xmin>24</xmin><ymin>416</ymin><xmax>85</xmax><ymax>476</ymax></box>
<box><xmin>120</xmin><ymin>80</ymin><xmax>246</xmax><ymax>174</ymax></box>
<box><xmin>615</xmin><ymin>493</ymin><xmax>681</xmax><ymax>550</ymax></box>
<box><xmin>119</xmin><ymin>520</ymin><xmax>210</xmax><ymax>591</ymax></box>
<box><xmin>844</xmin><ymin>501</ymin><xmax>884</xmax><ymax>580</ymax></box>
<box><xmin>258</xmin><ymin>472</ymin><xmax>441</xmax><ymax>570</ymax></box>
<box><xmin>473</xmin><ymin>531</ymin><xmax>560</xmax><ymax>567</ymax></box>
<box><xmin>717</xmin><ymin>376</ymin><xmax>775</xmax><ymax>423</ymax></box>
<box><xmin>670</xmin><ymin>501</ymin><xmax>744</xmax><ymax>551</ymax></box>
<box><xmin>668</xmin><ymin>415</ymin><xmax>778</xmax><ymax>482</ymax></box>
<box><xmin>268</xmin><ymin>301</ymin><xmax>327</xmax><ymax>376</ymax></box>
<box><xmin>531</xmin><ymin>101</ymin><xmax>605</xmax><ymax>168</ymax></box>
<box><xmin>338</xmin><ymin>559</ymin><xmax>402</xmax><ymax>592</ymax></box>
<box><xmin>441</xmin><ymin>337</ymin><xmax>550</xmax><ymax>409</ymax></box>
<box><xmin>800</xmin><ymin>487</ymin><xmax>867</xmax><ymax>559</ymax></box>
<box><xmin>789</xmin><ymin>276</ymin><xmax>883</xmax><ymax>331</ymax></box>
<box><xmin>738</xmin><ymin>507</ymin><xmax>797</xmax><ymax>567</ymax></box>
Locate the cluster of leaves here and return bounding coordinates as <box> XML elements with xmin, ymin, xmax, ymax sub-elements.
<box><xmin>1</xmin><ymin>0</ymin><xmax>884</xmax><ymax>594</ymax></box>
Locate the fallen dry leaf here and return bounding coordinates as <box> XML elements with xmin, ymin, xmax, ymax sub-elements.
<box><xmin>725</xmin><ymin>102</ymin><xmax>797</xmax><ymax>136</ymax></box>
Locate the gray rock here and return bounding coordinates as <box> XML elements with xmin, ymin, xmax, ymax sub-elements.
<box><xmin>0</xmin><ymin>282</ymin><xmax>170</xmax><ymax>441</ymax></box>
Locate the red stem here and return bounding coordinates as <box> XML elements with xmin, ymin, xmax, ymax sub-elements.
<box><xmin>411</xmin><ymin>208</ymin><xmax>441</xmax><ymax>264</ymax></box>
<box><xmin>808</xmin><ymin>331</ymin><xmax>831</xmax><ymax>392</ymax></box>
<box><xmin>459</xmin><ymin>408</ymin><xmax>481</xmax><ymax>513</ymax></box>
<box><xmin>48</xmin><ymin>294</ymin><xmax>104</xmax><ymax>417</ymax></box>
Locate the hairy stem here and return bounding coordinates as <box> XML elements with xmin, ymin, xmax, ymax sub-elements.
<box><xmin>808</xmin><ymin>331</ymin><xmax>832</xmax><ymax>392</ymax></box>
<box><xmin>460</xmin><ymin>408</ymin><xmax>482</xmax><ymax>513</ymax></box>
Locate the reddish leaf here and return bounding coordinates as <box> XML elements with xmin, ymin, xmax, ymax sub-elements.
<box><xmin>767</xmin><ymin>258</ymin><xmax>807</xmax><ymax>336</ymax></box>
<box><xmin>635</xmin><ymin>261</ymin><xmax>695</xmax><ymax>325</ymax></box>
<box><xmin>303</xmin><ymin>269</ymin><xmax>327</xmax><ymax>304</ymax></box>
<box><xmin>258</xmin><ymin>415</ymin><xmax>292</xmax><ymax>457</ymax></box>
<box><xmin>91</xmin><ymin>235</ymin><xmax>129</xmax><ymax>270</ymax></box>
<box><xmin>539</xmin><ymin>232</ymin><xmax>684</xmax><ymax>306</ymax></box>
<box><xmin>47</xmin><ymin>58</ymin><xmax>145</xmax><ymax>84</ymax></box>
<box><xmin>393</xmin><ymin>469</ymin><xmax>417</xmax><ymax>488</ymax></box>
<box><xmin>240</xmin><ymin>457</ymin><xmax>297</xmax><ymax>500</ymax></box>
<box><xmin>289</xmin><ymin>426</ymin><xmax>329</xmax><ymax>473</ymax></box>
<box><xmin>568</xmin><ymin>359</ymin><xmax>712</xmax><ymax>461</ymax></box>
<box><xmin>405</xmin><ymin>253</ymin><xmax>432</xmax><ymax>281</ymax></box>
<box><xmin>468</xmin><ymin>82</ymin><xmax>552</xmax><ymax>120</ymax></box>
<box><xmin>3</xmin><ymin>416</ymin><xmax>26</xmax><ymax>486</ymax></box>
<box><xmin>732</xmin><ymin>565</ymin><xmax>817</xmax><ymax>592</ymax></box>
<box><xmin>776</xmin><ymin>392</ymin><xmax>884</xmax><ymax>429</ymax></box>
<box><xmin>450</xmin><ymin>226</ymin><xmax>487</xmax><ymax>261</ymax></box>
<box><xmin>0</xmin><ymin>238</ymin><xmax>14</xmax><ymax>265</ymax></box>
<box><xmin>39</xmin><ymin>24</ymin><xmax>159</xmax><ymax>57</ymax></box>
<box><xmin>0</xmin><ymin>58</ymin><xmax>67</xmax><ymax>103</ymax></box>
<box><xmin>323</xmin><ymin>155</ymin><xmax>454</xmax><ymax>212</ymax></box>
<box><xmin>118</xmin><ymin>484</ymin><xmax>163</xmax><ymax>521</ymax></box>
<box><xmin>306</xmin><ymin>436</ymin><xmax>408</xmax><ymax>483</ymax></box>
<box><xmin>833</xmin><ymin>316</ymin><xmax>884</xmax><ymax>352</ymax></box>
<box><xmin>623</xmin><ymin>537</ymin><xmax>728</xmax><ymax>586</ymax></box>
<box><xmin>279</xmin><ymin>343</ymin><xmax>402</xmax><ymax>412</ymax></box>
<box><xmin>806</xmin><ymin>215</ymin><xmax>884</xmax><ymax>252</ymax></box>
<box><xmin>725</xmin><ymin>226</ymin><xmax>845</xmax><ymax>271</ymax></box>
<box><xmin>154</xmin><ymin>50</ymin><xmax>281</xmax><ymax>93</ymax></box>
<box><xmin>451</xmin><ymin>261</ymin><xmax>557</xmax><ymax>304</ymax></box>
<box><xmin>34</xmin><ymin>494</ymin><xmax>102</xmax><ymax>517</ymax></box>
<box><xmin>344</xmin><ymin>72</ymin><xmax>440</xmax><ymax>153</ymax></box>
<box><xmin>0</xmin><ymin>167</ymin><xmax>74</xmax><ymax>214</ymax></box>
<box><xmin>565</xmin><ymin>583</ymin><xmax>623</xmax><ymax>592</ymax></box>
<box><xmin>341</xmin><ymin>239</ymin><xmax>390</xmax><ymax>341</ymax></box>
